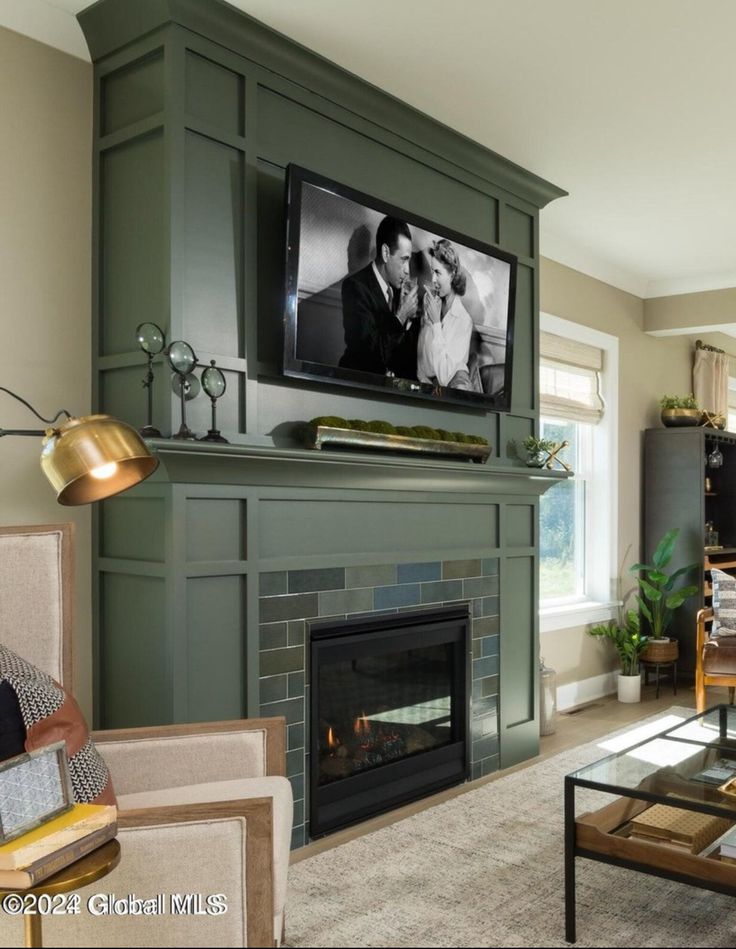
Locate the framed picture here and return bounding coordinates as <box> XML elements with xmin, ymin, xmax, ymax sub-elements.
<box><xmin>0</xmin><ymin>741</ymin><xmax>73</xmax><ymax>843</ymax></box>
<box><xmin>283</xmin><ymin>165</ymin><xmax>517</xmax><ymax>410</ymax></box>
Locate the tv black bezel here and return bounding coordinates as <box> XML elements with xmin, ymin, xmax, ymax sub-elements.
<box><xmin>282</xmin><ymin>164</ymin><xmax>517</xmax><ymax>411</ymax></box>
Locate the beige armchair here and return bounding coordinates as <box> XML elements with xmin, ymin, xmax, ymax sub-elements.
<box><xmin>0</xmin><ymin>523</ymin><xmax>292</xmax><ymax>948</ymax></box>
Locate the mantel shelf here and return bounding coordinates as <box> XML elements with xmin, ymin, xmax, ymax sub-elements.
<box><xmin>145</xmin><ymin>438</ymin><xmax>569</xmax><ymax>497</ymax></box>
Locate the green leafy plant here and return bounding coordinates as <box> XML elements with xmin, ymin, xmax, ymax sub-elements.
<box><xmin>513</xmin><ymin>435</ymin><xmax>555</xmax><ymax>467</ymax></box>
<box><xmin>630</xmin><ymin>528</ymin><xmax>699</xmax><ymax>640</ymax></box>
<box><xmin>588</xmin><ymin>610</ymin><xmax>649</xmax><ymax>676</ymax></box>
<box><xmin>659</xmin><ymin>394</ymin><xmax>699</xmax><ymax>410</ymax></box>
<box><xmin>308</xmin><ymin>418</ymin><xmax>489</xmax><ymax>446</ymax></box>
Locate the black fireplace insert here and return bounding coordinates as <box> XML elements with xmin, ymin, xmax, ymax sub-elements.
<box><xmin>309</xmin><ymin>606</ymin><xmax>470</xmax><ymax>837</ymax></box>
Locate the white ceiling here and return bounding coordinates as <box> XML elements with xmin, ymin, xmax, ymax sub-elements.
<box><xmin>5</xmin><ymin>0</ymin><xmax>736</xmax><ymax>300</ymax></box>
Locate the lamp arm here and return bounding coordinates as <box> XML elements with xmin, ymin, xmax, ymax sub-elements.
<box><xmin>0</xmin><ymin>387</ymin><xmax>71</xmax><ymax>426</ymax></box>
<box><xmin>0</xmin><ymin>429</ymin><xmax>45</xmax><ymax>437</ymax></box>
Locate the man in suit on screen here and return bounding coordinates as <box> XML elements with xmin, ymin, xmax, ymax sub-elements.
<box><xmin>339</xmin><ymin>216</ymin><xmax>419</xmax><ymax>379</ymax></box>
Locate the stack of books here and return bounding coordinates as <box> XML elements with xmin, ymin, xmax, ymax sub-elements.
<box><xmin>0</xmin><ymin>803</ymin><xmax>117</xmax><ymax>888</ymax></box>
<box><xmin>628</xmin><ymin>802</ymin><xmax>733</xmax><ymax>854</ymax></box>
<box><xmin>716</xmin><ymin>825</ymin><xmax>736</xmax><ymax>864</ymax></box>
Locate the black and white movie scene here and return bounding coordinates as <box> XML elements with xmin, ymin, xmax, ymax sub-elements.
<box><xmin>293</xmin><ymin>182</ymin><xmax>512</xmax><ymax>397</ymax></box>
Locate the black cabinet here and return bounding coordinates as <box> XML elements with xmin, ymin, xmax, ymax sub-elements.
<box><xmin>643</xmin><ymin>428</ymin><xmax>736</xmax><ymax>676</ymax></box>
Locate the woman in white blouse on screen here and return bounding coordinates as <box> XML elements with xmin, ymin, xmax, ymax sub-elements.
<box><xmin>417</xmin><ymin>239</ymin><xmax>474</xmax><ymax>391</ymax></box>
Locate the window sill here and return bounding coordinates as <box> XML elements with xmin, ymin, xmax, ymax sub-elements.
<box><xmin>539</xmin><ymin>600</ymin><xmax>620</xmax><ymax>633</ymax></box>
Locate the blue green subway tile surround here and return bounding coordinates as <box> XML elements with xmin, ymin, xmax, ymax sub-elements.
<box><xmin>260</xmin><ymin>674</ymin><xmax>288</xmax><ymax>704</ymax></box>
<box><xmin>319</xmin><ymin>587</ymin><xmax>373</xmax><ymax>616</ymax></box>
<box><xmin>463</xmin><ymin>576</ymin><xmax>498</xmax><ymax>598</ymax></box>
<box><xmin>289</xmin><ymin>567</ymin><xmax>346</xmax><ymax>594</ymax></box>
<box><xmin>374</xmin><ymin>583</ymin><xmax>422</xmax><ymax>610</ymax></box>
<box><xmin>288</xmin><ymin>671</ymin><xmax>305</xmax><ymax>698</ymax></box>
<box><xmin>443</xmin><ymin>559</ymin><xmax>482</xmax><ymax>580</ymax></box>
<box><xmin>259</xmin><ymin>558</ymin><xmax>501</xmax><ymax>849</ymax></box>
<box><xmin>261</xmin><ymin>593</ymin><xmax>319</xmax><ymax>624</ymax></box>
<box><xmin>345</xmin><ymin>564</ymin><xmax>396</xmax><ymax>588</ymax></box>
<box><xmin>288</xmin><ymin>620</ymin><xmax>305</xmax><ymax>646</ymax></box>
<box><xmin>288</xmin><ymin>723</ymin><xmax>304</xmax><ymax>751</ymax></box>
<box><xmin>482</xmin><ymin>636</ymin><xmax>500</xmax><ymax>657</ymax></box>
<box><xmin>397</xmin><ymin>562</ymin><xmax>441</xmax><ymax>583</ymax></box>
<box><xmin>286</xmin><ymin>749</ymin><xmax>303</xmax><ymax>778</ymax></box>
<box><xmin>420</xmin><ymin>580</ymin><xmax>463</xmax><ymax>603</ymax></box>
<box><xmin>259</xmin><ymin>572</ymin><xmax>287</xmax><ymax>597</ymax></box>
<box><xmin>259</xmin><ymin>622</ymin><xmax>287</xmax><ymax>650</ymax></box>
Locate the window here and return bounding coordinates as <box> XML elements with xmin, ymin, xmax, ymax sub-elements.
<box><xmin>728</xmin><ymin>377</ymin><xmax>736</xmax><ymax>433</ymax></box>
<box><xmin>538</xmin><ymin>314</ymin><xmax>618</xmax><ymax>631</ymax></box>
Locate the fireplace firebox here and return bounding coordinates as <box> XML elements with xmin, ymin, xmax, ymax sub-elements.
<box><xmin>309</xmin><ymin>606</ymin><xmax>470</xmax><ymax>837</ymax></box>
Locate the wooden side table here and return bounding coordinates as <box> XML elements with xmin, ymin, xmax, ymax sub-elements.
<box><xmin>0</xmin><ymin>839</ymin><xmax>120</xmax><ymax>948</ymax></box>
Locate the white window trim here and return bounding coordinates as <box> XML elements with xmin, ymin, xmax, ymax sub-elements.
<box><xmin>539</xmin><ymin>312</ymin><xmax>619</xmax><ymax>634</ymax></box>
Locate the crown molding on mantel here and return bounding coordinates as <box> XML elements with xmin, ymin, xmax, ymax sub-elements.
<box><xmin>145</xmin><ymin>439</ymin><xmax>568</xmax><ymax>497</ymax></box>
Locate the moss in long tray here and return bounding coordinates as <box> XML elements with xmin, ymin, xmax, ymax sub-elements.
<box><xmin>395</xmin><ymin>426</ymin><xmax>414</xmax><ymax>437</ymax></box>
<box><xmin>453</xmin><ymin>432</ymin><xmax>471</xmax><ymax>443</ymax></box>
<box><xmin>310</xmin><ymin>416</ymin><xmax>349</xmax><ymax>428</ymax></box>
<box><xmin>410</xmin><ymin>426</ymin><xmax>442</xmax><ymax>440</ymax></box>
<box><xmin>364</xmin><ymin>420</ymin><xmax>397</xmax><ymax>434</ymax></box>
<box><xmin>348</xmin><ymin>419</ymin><xmax>368</xmax><ymax>431</ymax></box>
<box><xmin>436</xmin><ymin>429</ymin><xmax>456</xmax><ymax>442</ymax></box>
<box><xmin>466</xmin><ymin>435</ymin><xmax>489</xmax><ymax>445</ymax></box>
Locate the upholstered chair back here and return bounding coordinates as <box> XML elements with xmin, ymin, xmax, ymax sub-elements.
<box><xmin>0</xmin><ymin>524</ymin><xmax>73</xmax><ymax>688</ymax></box>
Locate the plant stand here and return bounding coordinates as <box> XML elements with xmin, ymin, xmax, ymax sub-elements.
<box><xmin>641</xmin><ymin>658</ymin><xmax>678</xmax><ymax>699</ymax></box>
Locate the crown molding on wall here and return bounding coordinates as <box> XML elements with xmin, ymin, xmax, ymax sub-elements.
<box><xmin>0</xmin><ymin>0</ymin><xmax>89</xmax><ymax>60</ymax></box>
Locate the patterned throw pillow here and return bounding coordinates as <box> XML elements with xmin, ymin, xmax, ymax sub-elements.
<box><xmin>710</xmin><ymin>568</ymin><xmax>736</xmax><ymax>637</ymax></box>
<box><xmin>0</xmin><ymin>644</ymin><xmax>116</xmax><ymax>805</ymax></box>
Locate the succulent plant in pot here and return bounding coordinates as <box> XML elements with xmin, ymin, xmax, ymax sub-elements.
<box><xmin>659</xmin><ymin>394</ymin><xmax>700</xmax><ymax>427</ymax></box>
<box><xmin>587</xmin><ymin>611</ymin><xmax>650</xmax><ymax>702</ymax></box>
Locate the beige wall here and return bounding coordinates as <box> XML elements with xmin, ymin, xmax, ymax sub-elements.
<box><xmin>539</xmin><ymin>258</ymin><xmax>735</xmax><ymax>692</ymax></box>
<box><xmin>0</xmin><ymin>28</ymin><xmax>93</xmax><ymax>715</ymax></box>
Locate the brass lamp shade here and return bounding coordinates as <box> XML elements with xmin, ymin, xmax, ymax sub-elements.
<box><xmin>40</xmin><ymin>414</ymin><xmax>158</xmax><ymax>505</ymax></box>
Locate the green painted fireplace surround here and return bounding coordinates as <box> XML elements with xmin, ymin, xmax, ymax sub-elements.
<box><xmin>79</xmin><ymin>0</ymin><xmax>566</xmax><ymax>841</ymax></box>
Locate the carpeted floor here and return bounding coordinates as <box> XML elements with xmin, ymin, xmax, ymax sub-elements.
<box><xmin>286</xmin><ymin>708</ymin><xmax>736</xmax><ymax>947</ymax></box>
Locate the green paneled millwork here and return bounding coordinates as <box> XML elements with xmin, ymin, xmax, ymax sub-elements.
<box><xmin>79</xmin><ymin>0</ymin><xmax>565</xmax><ymax>209</ymax></box>
<box><xmin>259</xmin><ymin>498</ymin><xmax>497</xmax><ymax>560</ymax></box>
<box><xmin>100</xmin><ymin>131</ymin><xmax>167</xmax><ymax>356</ymax></box>
<box><xmin>502</xmin><ymin>204</ymin><xmax>535</xmax><ymax>261</ymax></box>
<box><xmin>101</xmin><ymin>48</ymin><xmax>165</xmax><ymax>135</ymax></box>
<box><xmin>80</xmin><ymin>0</ymin><xmax>566</xmax><ymax>767</ymax></box>
<box><xmin>182</xmin><ymin>130</ymin><xmax>244</xmax><ymax>356</ymax></box>
<box><xmin>99</xmin><ymin>363</ymin><xmax>169</xmax><ymax>434</ymax></box>
<box><xmin>510</xmin><ymin>263</ymin><xmax>535</xmax><ymax>416</ymax></box>
<box><xmin>506</xmin><ymin>505</ymin><xmax>535</xmax><ymax>549</ymax></box>
<box><xmin>185</xmin><ymin>49</ymin><xmax>244</xmax><ymax>136</ymax></box>
<box><xmin>100</xmin><ymin>497</ymin><xmax>166</xmax><ymax>562</ymax></box>
<box><xmin>186</xmin><ymin>575</ymin><xmax>245</xmax><ymax>720</ymax></box>
<box><xmin>100</xmin><ymin>572</ymin><xmax>170</xmax><ymax>726</ymax></box>
<box><xmin>186</xmin><ymin>497</ymin><xmax>246</xmax><ymax>562</ymax></box>
<box><xmin>499</xmin><ymin>555</ymin><xmax>538</xmax><ymax>767</ymax></box>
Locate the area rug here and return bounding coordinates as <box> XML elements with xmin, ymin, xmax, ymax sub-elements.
<box><xmin>286</xmin><ymin>708</ymin><xmax>736</xmax><ymax>948</ymax></box>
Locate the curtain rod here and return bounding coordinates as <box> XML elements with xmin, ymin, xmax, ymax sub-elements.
<box><xmin>696</xmin><ymin>339</ymin><xmax>726</xmax><ymax>354</ymax></box>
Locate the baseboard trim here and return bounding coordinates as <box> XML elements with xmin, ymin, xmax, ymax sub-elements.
<box><xmin>557</xmin><ymin>671</ymin><xmax>618</xmax><ymax>711</ymax></box>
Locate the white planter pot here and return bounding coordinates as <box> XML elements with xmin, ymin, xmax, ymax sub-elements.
<box><xmin>618</xmin><ymin>673</ymin><xmax>642</xmax><ymax>703</ymax></box>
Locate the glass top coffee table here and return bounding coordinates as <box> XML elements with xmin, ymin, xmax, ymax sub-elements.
<box><xmin>565</xmin><ymin>705</ymin><xmax>736</xmax><ymax>943</ymax></box>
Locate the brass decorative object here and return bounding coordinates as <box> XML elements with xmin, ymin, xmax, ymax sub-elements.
<box><xmin>541</xmin><ymin>439</ymin><xmax>572</xmax><ymax>471</ymax></box>
<box><xmin>700</xmin><ymin>410</ymin><xmax>726</xmax><ymax>429</ymax></box>
<box><xmin>304</xmin><ymin>425</ymin><xmax>491</xmax><ymax>464</ymax></box>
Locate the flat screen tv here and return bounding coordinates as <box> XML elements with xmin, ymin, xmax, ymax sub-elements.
<box><xmin>282</xmin><ymin>165</ymin><xmax>517</xmax><ymax>410</ymax></box>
